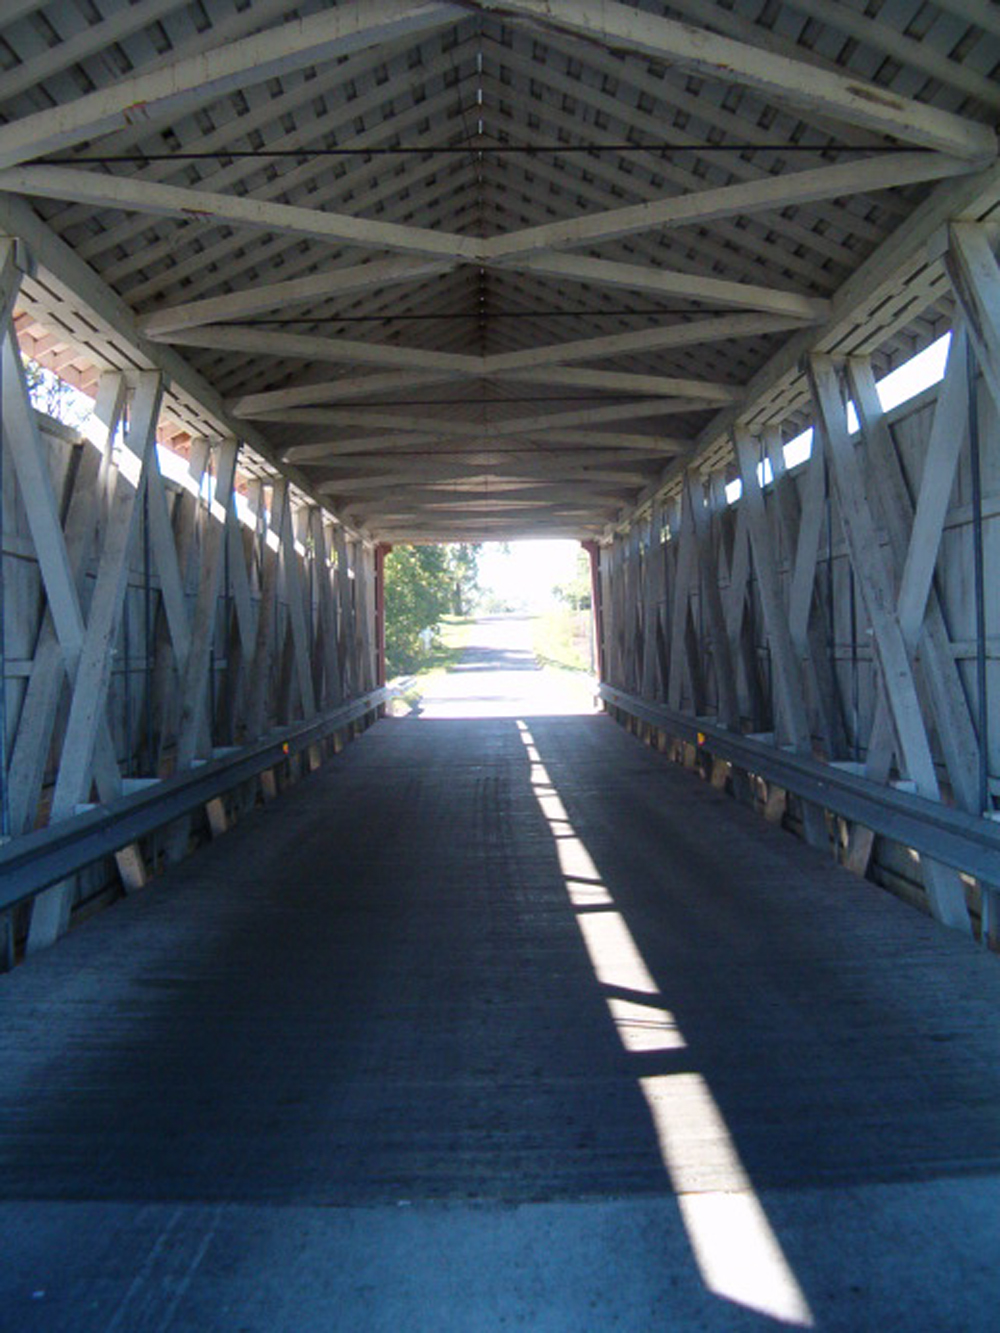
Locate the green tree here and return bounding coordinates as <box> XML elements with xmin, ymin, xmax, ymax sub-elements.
<box><xmin>552</xmin><ymin>549</ymin><xmax>592</xmax><ymax>610</ymax></box>
<box><xmin>448</xmin><ymin>543</ymin><xmax>480</xmax><ymax>615</ymax></box>
<box><xmin>383</xmin><ymin>543</ymin><xmax>482</xmax><ymax>675</ymax></box>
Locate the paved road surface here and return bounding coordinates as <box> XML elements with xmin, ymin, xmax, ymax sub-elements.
<box><xmin>415</xmin><ymin>613</ymin><xmax>595</xmax><ymax>717</ymax></box>
<box><xmin>2</xmin><ymin>620</ymin><xmax>1000</xmax><ymax>1330</ymax></box>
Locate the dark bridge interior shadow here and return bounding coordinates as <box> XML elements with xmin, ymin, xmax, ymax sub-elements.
<box><xmin>2</xmin><ymin>713</ymin><xmax>1000</xmax><ymax>1327</ymax></box>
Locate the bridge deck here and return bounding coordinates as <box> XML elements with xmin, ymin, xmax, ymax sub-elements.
<box><xmin>2</xmin><ymin>652</ymin><xmax>1000</xmax><ymax>1328</ymax></box>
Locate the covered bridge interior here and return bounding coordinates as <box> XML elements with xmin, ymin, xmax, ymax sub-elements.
<box><xmin>2</xmin><ymin>2</ymin><xmax>1000</xmax><ymax>1329</ymax></box>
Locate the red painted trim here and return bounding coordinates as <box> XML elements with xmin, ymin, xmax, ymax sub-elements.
<box><xmin>374</xmin><ymin>543</ymin><xmax>391</xmax><ymax>687</ymax></box>
<box><xmin>582</xmin><ymin>540</ymin><xmax>604</xmax><ymax>682</ymax></box>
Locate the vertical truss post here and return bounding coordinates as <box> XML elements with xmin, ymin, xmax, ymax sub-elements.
<box><xmin>735</xmin><ymin>430</ymin><xmax>828</xmax><ymax>847</ymax></box>
<box><xmin>374</xmin><ymin>542</ymin><xmax>389</xmax><ymax>690</ymax></box>
<box><xmin>582</xmin><ymin>540</ymin><xmax>605</xmax><ymax>683</ymax></box>
<box><xmin>175</xmin><ymin>438</ymin><xmax>239</xmax><ymax>770</ymax></box>
<box><xmin>666</xmin><ymin>491</ymin><xmax>697</xmax><ymax>712</ymax></box>
<box><xmin>945</xmin><ymin>222</ymin><xmax>1000</xmax><ymax>412</ymax></box>
<box><xmin>765</xmin><ymin>427</ymin><xmax>843</xmax><ymax>756</ymax></box>
<box><xmin>640</xmin><ymin>502</ymin><xmax>663</xmax><ymax>700</ymax></box>
<box><xmin>809</xmin><ymin>354</ymin><xmax>969</xmax><ymax>933</ymax></box>
<box><xmin>845</xmin><ymin>346</ymin><xmax>980</xmax><ymax>814</ymax></box>
<box><xmin>6</xmin><ymin>371</ymin><xmax>126</xmax><ymax>836</ymax></box>
<box><xmin>310</xmin><ymin>510</ymin><xmax>341</xmax><ymax>708</ymax></box>
<box><xmin>334</xmin><ymin>525</ymin><xmax>355</xmax><ymax>700</ymax></box>
<box><xmin>246</xmin><ymin>479</ymin><xmax>285</xmax><ymax>741</ymax></box>
<box><xmin>26</xmin><ymin>371</ymin><xmax>164</xmax><ymax>951</ymax></box>
<box><xmin>356</xmin><ymin>543</ymin><xmax>376</xmax><ymax>693</ymax></box>
<box><xmin>279</xmin><ymin>494</ymin><xmax>317</xmax><ymax>720</ymax></box>
<box><xmin>685</xmin><ymin>472</ymin><xmax>740</xmax><ymax>729</ymax></box>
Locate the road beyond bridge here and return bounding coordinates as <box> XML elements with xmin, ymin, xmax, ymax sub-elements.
<box><xmin>1</xmin><ymin>631</ymin><xmax>999</xmax><ymax>1331</ymax></box>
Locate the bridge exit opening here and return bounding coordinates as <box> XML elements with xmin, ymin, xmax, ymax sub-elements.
<box><xmin>382</xmin><ymin>540</ymin><xmax>598</xmax><ymax>719</ymax></box>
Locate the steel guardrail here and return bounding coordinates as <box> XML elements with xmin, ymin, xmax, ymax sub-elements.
<box><xmin>0</xmin><ymin>687</ymin><xmax>393</xmax><ymax>913</ymax></box>
<box><xmin>600</xmin><ymin>684</ymin><xmax>1000</xmax><ymax>884</ymax></box>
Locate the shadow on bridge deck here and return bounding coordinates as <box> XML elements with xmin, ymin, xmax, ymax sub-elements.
<box><xmin>1</xmin><ymin>638</ymin><xmax>999</xmax><ymax>1330</ymax></box>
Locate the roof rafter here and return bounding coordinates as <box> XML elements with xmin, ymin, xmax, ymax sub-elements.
<box><xmin>0</xmin><ymin>0</ymin><xmax>465</xmax><ymax>171</ymax></box>
<box><xmin>469</xmin><ymin>0</ymin><xmax>997</xmax><ymax>158</ymax></box>
<box><xmin>484</xmin><ymin>153</ymin><xmax>984</xmax><ymax>262</ymax></box>
<box><xmin>139</xmin><ymin>258</ymin><xmax>459</xmax><ymax>337</ymax></box>
<box><xmin>0</xmin><ymin>165</ymin><xmax>479</xmax><ymax>262</ymax></box>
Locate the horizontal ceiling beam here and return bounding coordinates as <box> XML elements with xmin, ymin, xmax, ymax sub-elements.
<box><xmin>267</xmin><ymin>399</ymin><xmax>694</xmax><ymax>435</ymax></box>
<box><xmin>2</xmin><ymin>155</ymin><xmax>982</xmax><ymax>285</ymax></box>
<box><xmin>484</xmin><ymin>152</ymin><xmax>985</xmax><ymax>263</ymax></box>
<box><xmin>0</xmin><ymin>166</ymin><xmax>479</xmax><ymax>262</ymax></box>
<box><xmin>502</xmin><ymin>252</ymin><xmax>831</xmax><ymax>321</ymax></box>
<box><xmin>305</xmin><ymin>447</ymin><xmax>660</xmax><ymax>470</ymax></box>
<box><xmin>146</xmin><ymin>322</ymin><xmax>477</xmax><ymax>372</ymax></box>
<box><xmin>282</xmin><ymin>430</ymin><xmax>687</xmax><ymax>462</ymax></box>
<box><xmin>499</xmin><ymin>366</ymin><xmax>739</xmax><ymax>403</ymax></box>
<box><xmin>468</xmin><ymin>0</ymin><xmax>997</xmax><ymax>159</ymax></box>
<box><xmin>230</xmin><ymin>372</ymin><xmax>456</xmax><ymax>416</ymax></box>
<box><xmin>483</xmin><ymin>314</ymin><xmax>828</xmax><ymax>375</ymax></box>
<box><xmin>309</xmin><ymin>459</ymin><xmax>651</xmax><ymax>486</ymax></box>
<box><xmin>214</xmin><ymin>316</ymin><xmax>792</xmax><ymax>417</ymax></box>
<box><xmin>140</xmin><ymin>257</ymin><xmax>459</xmax><ymax>337</ymax></box>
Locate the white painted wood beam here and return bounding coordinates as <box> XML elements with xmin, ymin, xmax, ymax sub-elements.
<box><xmin>779</xmin><ymin>0</ymin><xmax>1000</xmax><ymax>113</ymax></box>
<box><xmin>487</xmin><ymin>314</ymin><xmax>835</xmax><ymax>374</ymax></box>
<box><xmin>809</xmin><ymin>356</ymin><xmax>970</xmax><ymax>931</ymax></box>
<box><xmin>846</xmin><ymin>348</ymin><xmax>981</xmax><ymax>817</ymax></box>
<box><xmin>315</xmin><ymin>464</ymin><xmax>649</xmax><ymax>491</ymax></box>
<box><xmin>309</xmin><ymin>448</ymin><xmax>661</xmax><ymax>472</ymax></box>
<box><xmin>325</xmin><ymin>485</ymin><xmax>632</xmax><ymax>507</ymax></box>
<box><xmin>0</xmin><ymin>191</ymin><xmax>366</xmax><ymax>539</ymax></box>
<box><xmin>0</xmin><ymin>166</ymin><xmax>481</xmax><ymax>262</ymax></box>
<box><xmin>159</xmin><ymin>328</ymin><xmax>757</xmax><ymax>402</ymax></box>
<box><xmin>148</xmin><ymin>322</ymin><xmax>480</xmax><ymax>372</ymax></box>
<box><xmin>282</xmin><ymin>431</ymin><xmax>685</xmax><ymax>462</ymax></box>
<box><xmin>245</xmin><ymin>481</ymin><xmax>286</xmax><ymax>738</ymax></box>
<box><xmin>67</xmin><ymin>32</ymin><xmax>471</xmax><ymax>257</ymax></box>
<box><xmin>484</xmin><ymin>153</ymin><xmax>984</xmax><ymax>262</ymax></box>
<box><xmin>48</xmin><ymin>373</ymin><xmax>165</xmax><ymax>823</ymax></box>
<box><xmin>277</xmin><ymin>498</ymin><xmax>318</xmax><ymax>719</ymax></box>
<box><xmin>284</xmin><ymin>434</ymin><xmax>463</xmax><ymax>462</ymax></box>
<box><xmin>0</xmin><ymin>0</ymin><xmax>465</xmax><ymax>171</ymax></box>
<box><xmin>734</xmin><ymin>429</ymin><xmax>828</xmax><ymax>846</ymax></box>
<box><xmin>945</xmin><ymin>222</ymin><xmax>1000</xmax><ymax>411</ymax></box>
<box><xmin>665</xmin><ymin>496</ymin><xmax>698</xmax><ymax>713</ymax></box>
<box><xmin>494</xmin><ymin>252</ymin><xmax>831</xmax><ymax>321</ymax></box>
<box><xmin>483</xmin><ymin>32</ymin><xmax>893</xmax><ymax>272</ymax></box>
<box><xmin>310</xmin><ymin>510</ymin><xmax>342</xmax><ymax>709</ymax></box>
<box><xmin>107</xmin><ymin>82</ymin><xmax>476</xmax><ymax>297</ymax></box>
<box><xmin>1</xmin><ymin>0</ymin><xmax>190</xmax><ymax>107</ymax></box>
<box><xmin>2</xmin><ymin>333</ymin><xmax>82</xmax><ymax>665</ymax></box>
<box><xmin>269</xmin><ymin>400</ymin><xmax>695</xmax><ymax>438</ymax></box>
<box><xmin>230</xmin><ymin>372</ymin><xmax>457</xmax><ymax>417</ymax></box>
<box><xmin>0</xmin><ymin>238</ymin><xmax>29</xmax><ymax>330</ymax></box>
<box><xmin>499</xmin><ymin>367</ymin><xmax>740</xmax><ymax>403</ymax></box>
<box><xmin>5</xmin><ymin>371</ymin><xmax>127</xmax><ymax>838</ymax></box>
<box><xmin>542</xmin><ymin>431</ymin><xmax>688</xmax><ymax>454</ymax></box>
<box><xmin>140</xmin><ymin>258</ymin><xmax>459</xmax><ymax>337</ymax></box>
<box><xmin>175</xmin><ymin>439</ymin><xmax>240</xmax><ymax>770</ymax></box>
<box><xmin>637</xmin><ymin>160</ymin><xmax>1000</xmax><ymax>529</ymax></box>
<box><xmin>468</xmin><ymin>0</ymin><xmax>997</xmax><ymax>158</ymax></box>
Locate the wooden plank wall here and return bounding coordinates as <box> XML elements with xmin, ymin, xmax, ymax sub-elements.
<box><xmin>597</xmin><ymin>333</ymin><xmax>998</xmax><ymax>940</ymax></box>
<box><xmin>0</xmin><ymin>323</ymin><xmax>379</xmax><ymax>957</ymax></box>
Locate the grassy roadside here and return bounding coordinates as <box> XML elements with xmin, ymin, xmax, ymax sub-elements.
<box><xmin>531</xmin><ymin>608</ymin><xmax>594</xmax><ymax>675</ymax></box>
<box><xmin>388</xmin><ymin>615</ymin><xmax>475</xmax><ymax>712</ymax></box>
